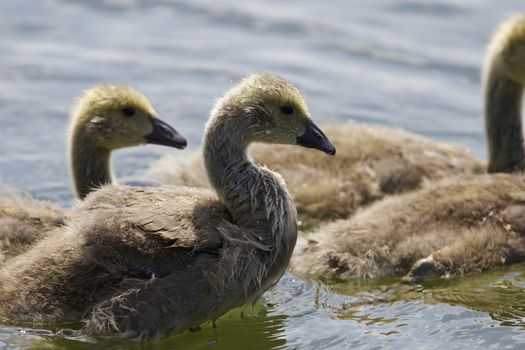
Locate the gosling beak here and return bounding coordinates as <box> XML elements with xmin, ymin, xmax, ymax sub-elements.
<box><xmin>146</xmin><ymin>117</ymin><xmax>187</xmax><ymax>149</ymax></box>
<box><xmin>296</xmin><ymin>119</ymin><xmax>336</xmax><ymax>155</ymax></box>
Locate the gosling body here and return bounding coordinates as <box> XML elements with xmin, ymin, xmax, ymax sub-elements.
<box><xmin>290</xmin><ymin>174</ymin><xmax>525</xmax><ymax>280</ymax></box>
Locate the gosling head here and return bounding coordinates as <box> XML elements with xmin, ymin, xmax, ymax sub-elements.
<box><xmin>486</xmin><ymin>14</ymin><xmax>525</xmax><ymax>82</ymax></box>
<box><xmin>70</xmin><ymin>84</ymin><xmax>187</xmax><ymax>150</ymax></box>
<box><xmin>212</xmin><ymin>73</ymin><xmax>336</xmax><ymax>155</ymax></box>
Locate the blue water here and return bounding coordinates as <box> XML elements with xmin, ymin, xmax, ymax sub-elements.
<box><xmin>1</xmin><ymin>1</ymin><xmax>525</xmax><ymax>349</ymax></box>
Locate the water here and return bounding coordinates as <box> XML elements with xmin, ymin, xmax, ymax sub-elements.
<box><xmin>0</xmin><ymin>0</ymin><xmax>524</xmax><ymax>348</ymax></box>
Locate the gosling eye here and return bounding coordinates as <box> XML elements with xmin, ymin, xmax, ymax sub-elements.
<box><xmin>280</xmin><ymin>105</ymin><xmax>294</xmax><ymax>115</ymax></box>
<box><xmin>122</xmin><ymin>107</ymin><xmax>136</xmax><ymax>117</ymax></box>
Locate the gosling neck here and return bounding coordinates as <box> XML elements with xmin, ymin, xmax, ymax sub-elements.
<box><xmin>203</xmin><ymin>113</ymin><xmax>297</xmax><ymax>254</ymax></box>
<box><xmin>484</xmin><ymin>64</ymin><xmax>525</xmax><ymax>173</ymax></box>
<box><xmin>69</xmin><ymin>131</ymin><xmax>114</xmax><ymax>199</ymax></box>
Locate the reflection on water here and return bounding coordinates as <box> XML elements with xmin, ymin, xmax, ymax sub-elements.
<box><xmin>1</xmin><ymin>0</ymin><xmax>525</xmax><ymax>348</ymax></box>
<box><xmin>419</xmin><ymin>267</ymin><xmax>525</xmax><ymax>328</ymax></box>
<box><xmin>3</xmin><ymin>268</ymin><xmax>525</xmax><ymax>349</ymax></box>
<box><xmin>6</xmin><ymin>303</ymin><xmax>288</xmax><ymax>349</ymax></box>
<box><xmin>327</xmin><ymin>264</ymin><xmax>525</xmax><ymax>348</ymax></box>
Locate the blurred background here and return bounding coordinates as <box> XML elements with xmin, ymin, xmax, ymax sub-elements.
<box><xmin>1</xmin><ymin>1</ymin><xmax>525</xmax><ymax>349</ymax></box>
<box><xmin>1</xmin><ymin>0</ymin><xmax>523</xmax><ymax>205</ymax></box>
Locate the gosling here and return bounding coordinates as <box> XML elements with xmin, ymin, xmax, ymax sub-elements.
<box><xmin>0</xmin><ymin>73</ymin><xmax>335</xmax><ymax>338</ymax></box>
<box><xmin>0</xmin><ymin>84</ymin><xmax>186</xmax><ymax>263</ymax></box>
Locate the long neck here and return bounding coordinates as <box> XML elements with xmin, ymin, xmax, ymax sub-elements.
<box><xmin>203</xmin><ymin>115</ymin><xmax>298</xmax><ymax>272</ymax></box>
<box><xmin>70</xmin><ymin>131</ymin><xmax>113</xmax><ymax>199</ymax></box>
<box><xmin>485</xmin><ymin>64</ymin><xmax>525</xmax><ymax>173</ymax></box>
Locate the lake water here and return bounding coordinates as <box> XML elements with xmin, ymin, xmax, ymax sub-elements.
<box><xmin>1</xmin><ymin>0</ymin><xmax>525</xmax><ymax>348</ymax></box>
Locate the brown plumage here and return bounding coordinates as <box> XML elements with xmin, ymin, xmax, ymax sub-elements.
<box><xmin>289</xmin><ymin>174</ymin><xmax>525</xmax><ymax>280</ymax></box>
<box><xmin>0</xmin><ymin>190</ymin><xmax>65</xmax><ymax>263</ymax></box>
<box><xmin>291</xmin><ymin>14</ymin><xmax>525</xmax><ymax>281</ymax></box>
<box><xmin>0</xmin><ymin>85</ymin><xmax>186</xmax><ymax>264</ymax></box>
<box><xmin>0</xmin><ymin>73</ymin><xmax>335</xmax><ymax>338</ymax></box>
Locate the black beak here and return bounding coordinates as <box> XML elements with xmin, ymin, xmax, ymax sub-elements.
<box><xmin>296</xmin><ymin>119</ymin><xmax>336</xmax><ymax>155</ymax></box>
<box><xmin>145</xmin><ymin>117</ymin><xmax>187</xmax><ymax>149</ymax></box>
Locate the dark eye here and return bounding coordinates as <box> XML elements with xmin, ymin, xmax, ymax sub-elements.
<box><xmin>280</xmin><ymin>105</ymin><xmax>294</xmax><ymax>115</ymax></box>
<box><xmin>122</xmin><ymin>107</ymin><xmax>136</xmax><ymax>117</ymax></box>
